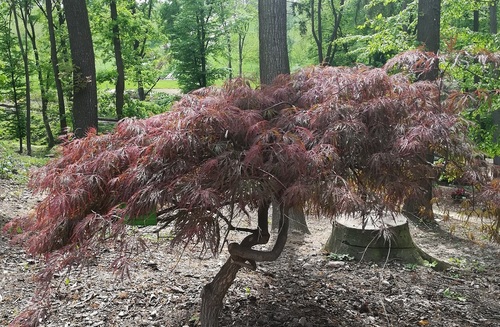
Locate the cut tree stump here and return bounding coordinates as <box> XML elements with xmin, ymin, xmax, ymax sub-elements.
<box><xmin>324</xmin><ymin>212</ymin><xmax>449</xmax><ymax>270</ymax></box>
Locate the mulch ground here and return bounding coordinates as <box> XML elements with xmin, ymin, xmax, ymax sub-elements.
<box><xmin>1</xmin><ymin>179</ymin><xmax>499</xmax><ymax>327</ymax></box>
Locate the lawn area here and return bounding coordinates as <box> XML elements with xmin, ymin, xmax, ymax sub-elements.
<box><xmin>98</xmin><ymin>79</ymin><xmax>179</xmax><ymax>91</ymax></box>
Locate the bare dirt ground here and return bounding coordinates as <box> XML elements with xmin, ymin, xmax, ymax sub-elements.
<box><xmin>1</xmin><ymin>177</ymin><xmax>499</xmax><ymax>327</ymax></box>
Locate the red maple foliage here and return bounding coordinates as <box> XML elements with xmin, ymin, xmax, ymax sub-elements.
<box><xmin>4</xmin><ymin>61</ymin><xmax>476</xmax><ymax>325</ymax></box>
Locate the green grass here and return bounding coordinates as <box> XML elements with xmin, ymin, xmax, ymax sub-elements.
<box><xmin>97</xmin><ymin>79</ymin><xmax>179</xmax><ymax>91</ymax></box>
<box><xmin>0</xmin><ymin>140</ymin><xmax>52</xmax><ymax>181</ymax></box>
<box><xmin>154</xmin><ymin>79</ymin><xmax>179</xmax><ymax>89</ymax></box>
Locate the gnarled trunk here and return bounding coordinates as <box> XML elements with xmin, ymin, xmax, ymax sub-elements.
<box><xmin>200</xmin><ymin>203</ymin><xmax>289</xmax><ymax>327</ymax></box>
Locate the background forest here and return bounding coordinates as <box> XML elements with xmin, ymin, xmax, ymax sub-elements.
<box><xmin>0</xmin><ymin>0</ymin><xmax>499</xmax><ymax>162</ymax></box>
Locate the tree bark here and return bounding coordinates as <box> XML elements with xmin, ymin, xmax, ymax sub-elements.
<box><xmin>12</xmin><ymin>2</ymin><xmax>31</xmax><ymax>155</ymax></box>
<box><xmin>63</xmin><ymin>0</ymin><xmax>98</xmax><ymax>138</ymax></box>
<box><xmin>6</xmin><ymin>38</ymin><xmax>23</xmax><ymax>153</ymax></box>
<box><xmin>491</xmin><ymin>1</ymin><xmax>499</xmax><ymax>166</ymax></box>
<box><xmin>311</xmin><ymin>0</ymin><xmax>323</xmax><ymax>64</ymax></box>
<box><xmin>110</xmin><ymin>0</ymin><xmax>124</xmax><ymax>119</ymax></box>
<box><xmin>473</xmin><ymin>8</ymin><xmax>479</xmax><ymax>32</ymax></box>
<box><xmin>258</xmin><ymin>0</ymin><xmax>290</xmax><ymax>85</ymax></box>
<box><xmin>490</xmin><ymin>1</ymin><xmax>498</xmax><ymax>34</ymax></box>
<box><xmin>45</xmin><ymin>0</ymin><xmax>67</xmax><ymax>136</ymax></box>
<box><xmin>493</xmin><ymin>110</ymin><xmax>500</xmax><ymax>165</ymax></box>
<box><xmin>325</xmin><ymin>0</ymin><xmax>345</xmax><ymax>66</ymax></box>
<box><xmin>131</xmin><ymin>1</ymin><xmax>152</xmax><ymax>100</ymax></box>
<box><xmin>27</xmin><ymin>9</ymin><xmax>55</xmax><ymax>148</ymax></box>
<box><xmin>417</xmin><ymin>0</ymin><xmax>441</xmax><ymax>53</ymax></box>
<box><xmin>238</xmin><ymin>23</ymin><xmax>248</xmax><ymax>77</ymax></box>
<box><xmin>405</xmin><ymin>0</ymin><xmax>441</xmax><ymax>219</ymax></box>
<box><xmin>200</xmin><ymin>259</ymin><xmax>241</xmax><ymax>327</ymax></box>
<box><xmin>200</xmin><ymin>203</ymin><xmax>289</xmax><ymax>326</ymax></box>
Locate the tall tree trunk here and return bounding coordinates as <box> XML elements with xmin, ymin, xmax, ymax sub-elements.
<box><xmin>199</xmin><ymin>17</ymin><xmax>208</xmax><ymax>88</ymax></box>
<box><xmin>27</xmin><ymin>11</ymin><xmax>55</xmax><ymax>148</ymax></box>
<box><xmin>227</xmin><ymin>41</ymin><xmax>233</xmax><ymax>80</ymax></box>
<box><xmin>491</xmin><ymin>1</ymin><xmax>499</xmax><ymax>165</ymax></box>
<box><xmin>238</xmin><ymin>34</ymin><xmax>245</xmax><ymax>77</ymax></box>
<box><xmin>493</xmin><ymin>110</ymin><xmax>500</xmax><ymax>165</ymax></box>
<box><xmin>416</xmin><ymin>0</ymin><xmax>441</xmax><ymax>53</ymax></box>
<box><xmin>12</xmin><ymin>2</ymin><xmax>31</xmax><ymax>155</ymax></box>
<box><xmin>6</xmin><ymin>37</ymin><xmax>23</xmax><ymax>154</ymax></box>
<box><xmin>404</xmin><ymin>0</ymin><xmax>441</xmax><ymax>220</ymax></box>
<box><xmin>219</xmin><ymin>2</ymin><xmax>232</xmax><ymax>80</ymax></box>
<box><xmin>131</xmin><ymin>1</ymin><xmax>153</xmax><ymax>100</ymax></box>
<box><xmin>325</xmin><ymin>0</ymin><xmax>345</xmax><ymax>65</ymax></box>
<box><xmin>45</xmin><ymin>0</ymin><xmax>67</xmax><ymax>136</ymax></box>
<box><xmin>260</xmin><ymin>0</ymin><xmax>310</xmax><ymax>232</ymax></box>
<box><xmin>110</xmin><ymin>0</ymin><xmax>124</xmax><ymax>119</ymax></box>
<box><xmin>237</xmin><ymin>22</ymin><xmax>248</xmax><ymax>77</ymax></box>
<box><xmin>490</xmin><ymin>1</ymin><xmax>498</xmax><ymax>34</ymax></box>
<box><xmin>55</xmin><ymin>0</ymin><xmax>73</xmax><ymax>103</ymax></box>
<box><xmin>258</xmin><ymin>0</ymin><xmax>290</xmax><ymax>85</ymax></box>
<box><xmin>473</xmin><ymin>8</ymin><xmax>479</xmax><ymax>32</ymax></box>
<box><xmin>62</xmin><ymin>0</ymin><xmax>98</xmax><ymax>138</ymax></box>
<box><xmin>310</xmin><ymin>0</ymin><xmax>324</xmax><ymax>64</ymax></box>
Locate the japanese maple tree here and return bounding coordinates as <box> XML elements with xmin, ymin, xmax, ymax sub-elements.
<box><xmin>5</xmin><ymin>54</ymin><xmax>474</xmax><ymax>326</ymax></box>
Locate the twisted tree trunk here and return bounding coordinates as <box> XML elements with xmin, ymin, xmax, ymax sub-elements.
<box><xmin>200</xmin><ymin>203</ymin><xmax>289</xmax><ymax>327</ymax></box>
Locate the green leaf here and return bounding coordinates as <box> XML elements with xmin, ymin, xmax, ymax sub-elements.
<box><xmin>125</xmin><ymin>210</ymin><xmax>158</xmax><ymax>226</ymax></box>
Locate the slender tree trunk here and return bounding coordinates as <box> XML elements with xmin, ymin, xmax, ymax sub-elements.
<box><xmin>199</xmin><ymin>14</ymin><xmax>208</xmax><ymax>88</ymax></box>
<box><xmin>12</xmin><ymin>2</ymin><xmax>31</xmax><ymax>155</ymax></box>
<box><xmin>219</xmin><ymin>2</ymin><xmax>232</xmax><ymax>80</ymax></box>
<box><xmin>131</xmin><ymin>1</ymin><xmax>153</xmax><ymax>100</ymax></box>
<box><xmin>227</xmin><ymin>41</ymin><xmax>233</xmax><ymax>80</ymax></box>
<box><xmin>404</xmin><ymin>0</ymin><xmax>441</xmax><ymax>220</ymax></box>
<box><xmin>258</xmin><ymin>0</ymin><xmax>290</xmax><ymax>85</ymax></box>
<box><xmin>473</xmin><ymin>5</ymin><xmax>479</xmax><ymax>32</ymax></box>
<box><xmin>6</xmin><ymin>39</ymin><xmax>23</xmax><ymax>154</ymax></box>
<box><xmin>490</xmin><ymin>1</ymin><xmax>498</xmax><ymax>34</ymax></box>
<box><xmin>27</xmin><ymin>12</ymin><xmax>55</xmax><ymax>148</ymax></box>
<box><xmin>238</xmin><ymin>23</ymin><xmax>248</xmax><ymax>77</ymax></box>
<box><xmin>62</xmin><ymin>0</ymin><xmax>98</xmax><ymax>138</ymax></box>
<box><xmin>416</xmin><ymin>0</ymin><xmax>441</xmax><ymax>53</ymax></box>
<box><xmin>45</xmin><ymin>0</ymin><xmax>67</xmax><ymax>136</ymax></box>
<box><xmin>491</xmin><ymin>1</ymin><xmax>499</xmax><ymax>165</ymax></box>
<box><xmin>56</xmin><ymin>0</ymin><xmax>72</xmax><ymax>103</ymax></box>
<box><xmin>310</xmin><ymin>0</ymin><xmax>323</xmax><ymax>64</ymax></box>
<box><xmin>110</xmin><ymin>0</ymin><xmax>124</xmax><ymax>119</ymax></box>
<box><xmin>325</xmin><ymin>0</ymin><xmax>345</xmax><ymax>65</ymax></box>
<box><xmin>238</xmin><ymin>34</ymin><xmax>245</xmax><ymax>77</ymax></box>
<box><xmin>472</xmin><ymin>6</ymin><xmax>480</xmax><ymax>83</ymax></box>
<box><xmin>493</xmin><ymin>110</ymin><xmax>500</xmax><ymax>165</ymax></box>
